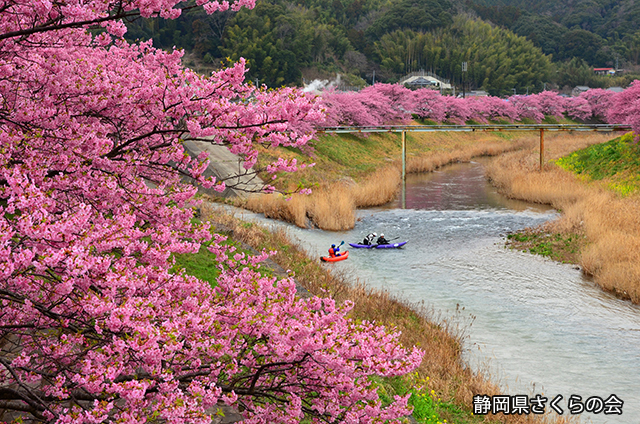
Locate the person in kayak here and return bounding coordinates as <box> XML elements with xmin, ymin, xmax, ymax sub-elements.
<box><xmin>328</xmin><ymin>244</ymin><xmax>342</xmax><ymax>257</ymax></box>
<box><xmin>376</xmin><ymin>234</ymin><xmax>389</xmax><ymax>245</ymax></box>
<box><xmin>363</xmin><ymin>232</ymin><xmax>377</xmax><ymax>245</ymax></box>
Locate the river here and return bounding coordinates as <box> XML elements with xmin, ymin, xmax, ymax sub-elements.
<box><xmin>228</xmin><ymin>161</ymin><xmax>640</xmax><ymax>424</ymax></box>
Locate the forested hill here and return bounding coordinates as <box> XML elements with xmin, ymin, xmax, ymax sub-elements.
<box><xmin>468</xmin><ymin>0</ymin><xmax>640</xmax><ymax>66</ymax></box>
<box><xmin>469</xmin><ymin>0</ymin><xmax>640</xmax><ymax>39</ymax></box>
<box><xmin>125</xmin><ymin>0</ymin><xmax>640</xmax><ymax>96</ymax></box>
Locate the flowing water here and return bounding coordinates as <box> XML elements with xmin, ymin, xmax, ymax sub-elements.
<box><xmin>227</xmin><ymin>161</ymin><xmax>640</xmax><ymax>424</ymax></box>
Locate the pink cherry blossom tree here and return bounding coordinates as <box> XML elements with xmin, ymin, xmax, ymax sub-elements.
<box><xmin>532</xmin><ymin>91</ymin><xmax>567</xmax><ymax>120</ymax></box>
<box><xmin>465</xmin><ymin>97</ymin><xmax>491</xmax><ymax>124</ymax></box>
<box><xmin>474</xmin><ymin>96</ymin><xmax>519</xmax><ymax>123</ymax></box>
<box><xmin>320</xmin><ymin>84</ymin><xmax>414</xmax><ymax>127</ymax></box>
<box><xmin>320</xmin><ymin>90</ymin><xmax>383</xmax><ymax>126</ymax></box>
<box><xmin>607</xmin><ymin>79</ymin><xmax>640</xmax><ymax>135</ymax></box>
<box><xmin>508</xmin><ymin>94</ymin><xmax>544</xmax><ymax>123</ymax></box>
<box><xmin>564</xmin><ymin>96</ymin><xmax>593</xmax><ymax>121</ymax></box>
<box><xmin>358</xmin><ymin>83</ymin><xmax>415</xmax><ymax>124</ymax></box>
<box><xmin>580</xmin><ymin>88</ymin><xmax>615</xmax><ymax>122</ymax></box>
<box><xmin>0</xmin><ymin>1</ymin><xmax>423</xmax><ymax>423</ymax></box>
<box><xmin>412</xmin><ymin>89</ymin><xmax>447</xmax><ymax>123</ymax></box>
<box><xmin>441</xmin><ymin>96</ymin><xmax>472</xmax><ymax>125</ymax></box>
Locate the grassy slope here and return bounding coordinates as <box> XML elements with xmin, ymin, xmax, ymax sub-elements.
<box><xmin>555</xmin><ymin>133</ymin><xmax>640</xmax><ymax>196</ymax></box>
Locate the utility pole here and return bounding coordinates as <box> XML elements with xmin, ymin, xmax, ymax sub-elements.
<box><xmin>401</xmin><ymin>131</ymin><xmax>406</xmax><ymax>209</ymax></box>
<box><xmin>461</xmin><ymin>62</ymin><xmax>468</xmax><ymax>98</ymax></box>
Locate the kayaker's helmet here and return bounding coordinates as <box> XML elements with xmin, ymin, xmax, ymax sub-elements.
<box><xmin>380</xmin><ymin>233</ymin><xmax>384</xmax><ymax>237</ymax></box>
<box><xmin>373</xmin><ymin>233</ymin><xmax>377</xmax><ymax>236</ymax></box>
<box><xmin>331</xmin><ymin>244</ymin><xmax>335</xmax><ymax>248</ymax></box>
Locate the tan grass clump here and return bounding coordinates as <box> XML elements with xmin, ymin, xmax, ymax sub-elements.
<box><xmin>245</xmin><ymin>184</ymin><xmax>357</xmax><ymax>231</ymax></box>
<box><xmin>486</xmin><ymin>153</ymin><xmax>589</xmax><ymax>206</ymax></box>
<box><xmin>350</xmin><ymin>167</ymin><xmax>401</xmax><ymax>208</ymax></box>
<box><xmin>245</xmin><ymin>193</ymin><xmax>309</xmax><ymax>228</ymax></box>
<box><xmin>306</xmin><ymin>185</ymin><xmax>356</xmax><ymax>230</ymax></box>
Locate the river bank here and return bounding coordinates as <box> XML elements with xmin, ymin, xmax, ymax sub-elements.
<box><xmin>485</xmin><ymin>132</ymin><xmax>640</xmax><ymax>303</ymax></box>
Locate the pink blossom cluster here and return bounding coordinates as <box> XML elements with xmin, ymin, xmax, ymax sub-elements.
<box><xmin>603</xmin><ymin>81</ymin><xmax>640</xmax><ymax>134</ymax></box>
<box><xmin>0</xmin><ymin>1</ymin><xmax>423</xmax><ymax>423</ymax></box>
<box><xmin>321</xmin><ymin>83</ymin><xmax>640</xmax><ymax>130</ymax></box>
<box><xmin>321</xmin><ymin>84</ymin><xmax>416</xmax><ymax>126</ymax></box>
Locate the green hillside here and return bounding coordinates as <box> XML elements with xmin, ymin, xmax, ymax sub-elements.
<box><xmin>125</xmin><ymin>0</ymin><xmax>640</xmax><ymax>93</ymax></box>
<box><xmin>468</xmin><ymin>0</ymin><xmax>640</xmax><ymax>67</ymax></box>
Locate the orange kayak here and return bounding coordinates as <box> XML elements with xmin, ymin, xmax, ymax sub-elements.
<box><xmin>320</xmin><ymin>250</ymin><xmax>349</xmax><ymax>262</ymax></box>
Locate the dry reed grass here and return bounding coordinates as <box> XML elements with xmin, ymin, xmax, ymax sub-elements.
<box><xmin>245</xmin><ymin>183</ymin><xmax>357</xmax><ymax>231</ymax></box>
<box><xmin>306</xmin><ymin>185</ymin><xmax>357</xmax><ymax>230</ymax></box>
<box><xmin>245</xmin><ymin>193</ymin><xmax>309</xmax><ymax>228</ymax></box>
<box><xmin>202</xmin><ymin>205</ymin><xmax>575</xmax><ymax>424</ymax></box>
<box><xmin>485</xmin><ymin>132</ymin><xmax>640</xmax><ymax>303</ymax></box>
<box><xmin>350</xmin><ymin>167</ymin><xmax>401</xmax><ymax>208</ymax></box>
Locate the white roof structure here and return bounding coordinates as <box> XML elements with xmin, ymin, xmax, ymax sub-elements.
<box><xmin>399</xmin><ymin>71</ymin><xmax>452</xmax><ymax>90</ymax></box>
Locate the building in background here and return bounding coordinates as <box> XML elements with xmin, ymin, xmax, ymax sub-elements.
<box><xmin>399</xmin><ymin>70</ymin><xmax>452</xmax><ymax>90</ymax></box>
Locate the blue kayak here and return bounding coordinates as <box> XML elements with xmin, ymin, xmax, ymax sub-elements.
<box><xmin>349</xmin><ymin>241</ymin><xmax>407</xmax><ymax>249</ymax></box>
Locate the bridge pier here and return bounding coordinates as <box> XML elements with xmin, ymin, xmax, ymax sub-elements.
<box><xmin>402</xmin><ymin>131</ymin><xmax>406</xmax><ymax>208</ymax></box>
<box><xmin>540</xmin><ymin>128</ymin><xmax>545</xmax><ymax>170</ymax></box>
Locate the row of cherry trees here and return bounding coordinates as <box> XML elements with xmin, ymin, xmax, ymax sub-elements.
<box><xmin>321</xmin><ymin>83</ymin><xmax>640</xmax><ymax>133</ymax></box>
<box><xmin>0</xmin><ymin>1</ymin><xmax>423</xmax><ymax>423</ymax></box>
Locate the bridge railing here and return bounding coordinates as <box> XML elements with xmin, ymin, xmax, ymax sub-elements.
<box><xmin>316</xmin><ymin>124</ymin><xmax>633</xmax><ymax>134</ymax></box>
